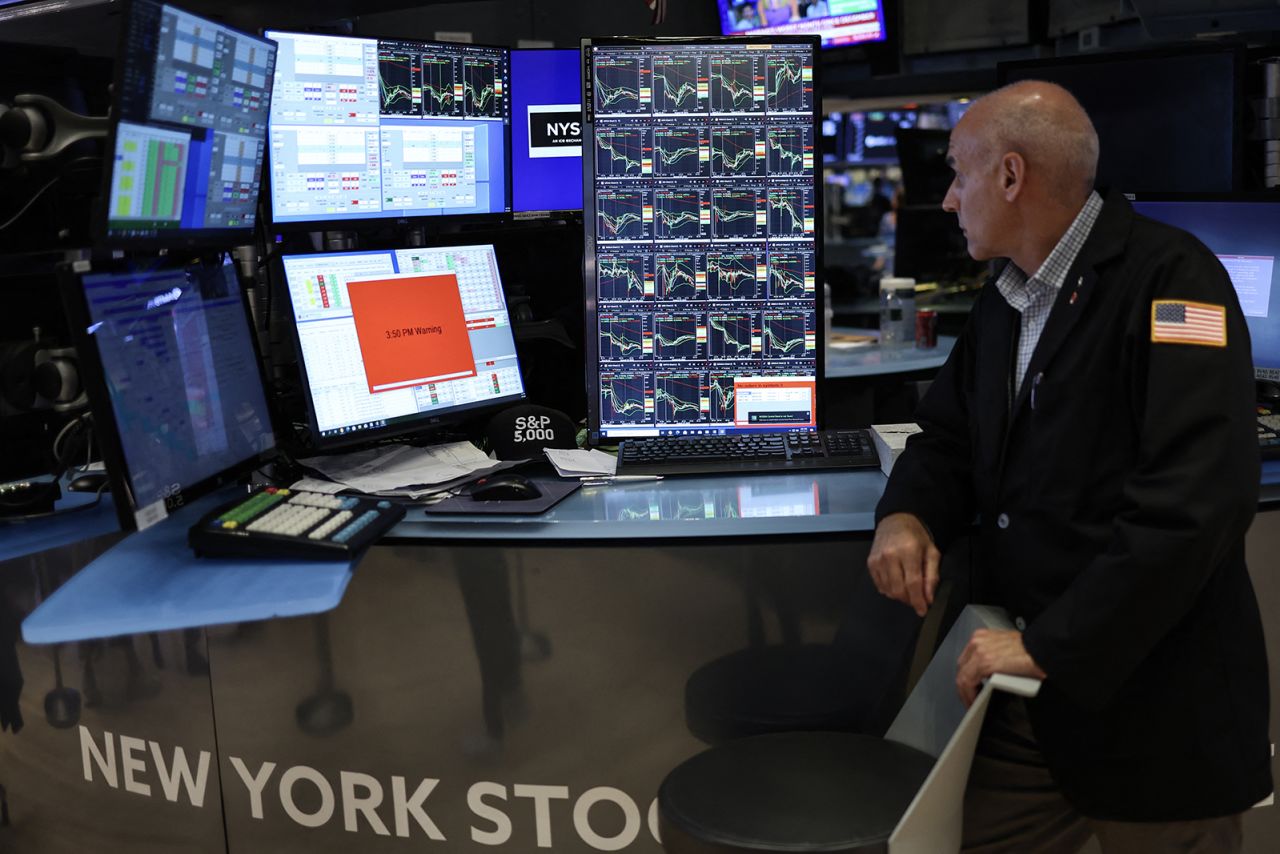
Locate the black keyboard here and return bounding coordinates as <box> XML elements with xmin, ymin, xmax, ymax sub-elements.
<box><xmin>1259</xmin><ymin>405</ymin><xmax>1280</xmax><ymax>459</ymax></box>
<box><xmin>189</xmin><ymin>486</ymin><xmax>405</xmax><ymax>560</ymax></box>
<box><xmin>616</xmin><ymin>429</ymin><xmax>879</xmax><ymax>476</ymax></box>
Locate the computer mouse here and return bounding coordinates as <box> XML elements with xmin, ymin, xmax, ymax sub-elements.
<box><xmin>470</xmin><ymin>473</ymin><xmax>542</xmax><ymax>501</ymax></box>
<box><xmin>67</xmin><ymin>472</ymin><xmax>109</xmax><ymax>493</ymax></box>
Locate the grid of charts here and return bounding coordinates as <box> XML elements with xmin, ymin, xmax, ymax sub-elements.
<box><xmin>589</xmin><ymin>40</ymin><xmax>818</xmax><ymax>437</ymax></box>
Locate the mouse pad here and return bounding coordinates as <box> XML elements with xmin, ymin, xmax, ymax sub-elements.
<box><xmin>423</xmin><ymin>478</ymin><xmax>582</xmax><ymax>515</ymax></box>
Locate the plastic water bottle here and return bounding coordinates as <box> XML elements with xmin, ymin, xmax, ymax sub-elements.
<box><xmin>879</xmin><ymin>277</ymin><xmax>916</xmax><ymax>349</ymax></box>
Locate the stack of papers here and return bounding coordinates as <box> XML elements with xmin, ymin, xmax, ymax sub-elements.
<box><xmin>870</xmin><ymin>424</ymin><xmax>922</xmax><ymax>477</ymax></box>
<box><xmin>295</xmin><ymin>442</ymin><xmax>515</xmax><ymax>499</ymax></box>
<box><xmin>543</xmin><ymin>448</ymin><xmax>617</xmax><ymax>478</ymax></box>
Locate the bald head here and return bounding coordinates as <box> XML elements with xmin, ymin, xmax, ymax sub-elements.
<box><xmin>960</xmin><ymin>80</ymin><xmax>1099</xmax><ymax>205</ymax></box>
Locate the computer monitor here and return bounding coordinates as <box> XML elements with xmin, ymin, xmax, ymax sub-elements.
<box><xmin>999</xmin><ymin>46</ymin><xmax>1242</xmax><ymax>193</ymax></box>
<box><xmin>277</xmin><ymin>244</ymin><xmax>526</xmax><ymax>447</ymax></box>
<box><xmin>847</xmin><ymin>108</ymin><xmax>916</xmax><ymax>164</ymax></box>
<box><xmin>510</xmin><ymin>48</ymin><xmax>583</xmax><ymax>214</ymax></box>
<box><xmin>895</xmin><ymin>128</ymin><xmax>951</xmax><ymax>206</ymax></box>
<box><xmin>101</xmin><ymin>0</ymin><xmax>277</xmax><ymax>247</ymax></box>
<box><xmin>60</xmin><ymin>257</ymin><xmax>277</xmax><ymax>530</ymax></box>
<box><xmin>265</xmin><ymin>31</ymin><xmax>511</xmax><ymax>226</ymax></box>
<box><xmin>1129</xmin><ymin>196</ymin><xmax>1280</xmax><ymax>383</ymax></box>
<box><xmin>582</xmin><ymin>35</ymin><xmax>823</xmax><ymax>443</ymax></box>
<box><xmin>718</xmin><ymin>0</ymin><xmax>887</xmax><ymax>49</ymax></box>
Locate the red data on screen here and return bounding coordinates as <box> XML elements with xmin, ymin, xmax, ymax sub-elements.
<box><xmin>346</xmin><ymin>273</ymin><xmax>476</xmax><ymax>395</ymax></box>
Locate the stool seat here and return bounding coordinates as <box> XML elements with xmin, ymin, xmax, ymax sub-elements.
<box><xmin>659</xmin><ymin>731</ymin><xmax>935</xmax><ymax>853</ymax></box>
<box><xmin>685</xmin><ymin>645</ymin><xmax>873</xmax><ymax>744</ymax></box>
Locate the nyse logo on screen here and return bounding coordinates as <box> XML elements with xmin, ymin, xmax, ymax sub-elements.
<box><xmin>528</xmin><ymin>103</ymin><xmax>582</xmax><ymax>158</ymax></box>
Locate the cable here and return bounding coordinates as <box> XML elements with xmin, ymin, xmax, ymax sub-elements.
<box><xmin>0</xmin><ymin>174</ymin><xmax>62</xmax><ymax>232</ymax></box>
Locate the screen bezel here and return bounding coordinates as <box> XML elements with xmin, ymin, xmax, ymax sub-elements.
<box><xmin>1127</xmin><ymin>191</ymin><xmax>1280</xmax><ymax>382</ymax></box>
<box><xmin>270</xmin><ymin>245</ymin><xmax>528</xmax><ymax>450</ymax></box>
<box><xmin>510</xmin><ymin>46</ymin><xmax>585</xmax><ymax>217</ymax></box>
<box><xmin>262</xmin><ymin>28</ymin><xmax>514</xmax><ymax>232</ymax></box>
<box><xmin>581</xmin><ymin>34</ymin><xmax>826</xmax><ymax>445</ymax></box>
<box><xmin>996</xmin><ymin>43</ymin><xmax>1245</xmax><ymax>194</ymax></box>
<box><xmin>58</xmin><ymin>253</ymin><xmax>278</xmax><ymax>531</ymax></box>
<box><xmin>97</xmin><ymin>0</ymin><xmax>279</xmax><ymax>250</ymax></box>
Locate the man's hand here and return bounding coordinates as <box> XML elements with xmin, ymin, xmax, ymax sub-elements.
<box><xmin>867</xmin><ymin>513</ymin><xmax>940</xmax><ymax>617</ymax></box>
<box><xmin>956</xmin><ymin>629</ymin><xmax>1047</xmax><ymax>707</ymax></box>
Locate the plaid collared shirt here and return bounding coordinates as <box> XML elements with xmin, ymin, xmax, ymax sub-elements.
<box><xmin>995</xmin><ymin>191</ymin><xmax>1104</xmax><ymax>399</ymax></box>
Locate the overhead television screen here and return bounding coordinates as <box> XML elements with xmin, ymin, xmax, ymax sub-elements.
<box><xmin>718</xmin><ymin>0</ymin><xmax>886</xmax><ymax>48</ymax></box>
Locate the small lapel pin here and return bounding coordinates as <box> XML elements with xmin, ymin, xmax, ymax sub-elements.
<box><xmin>1069</xmin><ymin>291</ymin><xmax>1078</xmax><ymax>305</ymax></box>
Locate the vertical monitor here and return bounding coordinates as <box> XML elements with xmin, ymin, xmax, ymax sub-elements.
<box><xmin>266</xmin><ymin>31</ymin><xmax>511</xmax><ymax>225</ymax></box>
<box><xmin>278</xmin><ymin>245</ymin><xmax>526</xmax><ymax>447</ymax></box>
<box><xmin>584</xmin><ymin>36</ymin><xmax>823</xmax><ymax>442</ymax></box>
<box><xmin>718</xmin><ymin>1</ymin><xmax>886</xmax><ymax>49</ymax></box>
<box><xmin>103</xmin><ymin>0</ymin><xmax>277</xmax><ymax>247</ymax></box>
<box><xmin>64</xmin><ymin>258</ymin><xmax>276</xmax><ymax>530</ymax></box>
<box><xmin>1129</xmin><ymin>197</ymin><xmax>1280</xmax><ymax>382</ymax></box>
<box><xmin>511</xmin><ymin>49</ymin><xmax>583</xmax><ymax>213</ymax></box>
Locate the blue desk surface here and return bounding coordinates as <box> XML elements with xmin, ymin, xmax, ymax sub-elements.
<box><xmin>825</xmin><ymin>327</ymin><xmax>956</xmax><ymax>378</ymax></box>
<box><xmin>0</xmin><ymin>481</ymin><xmax>121</xmax><ymax>564</ymax></box>
<box><xmin>22</xmin><ymin>488</ymin><xmax>356</xmax><ymax>645</ymax></box>
<box><xmin>389</xmin><ymin>469</ymin><xmax>890</xmax><ymax>542</ymax></box>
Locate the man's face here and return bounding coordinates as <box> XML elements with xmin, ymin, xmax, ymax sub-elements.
<box><xmin>942</xmin><ymin>121</ymin><xmax>1009</xmax><ymax>261</ymax></box>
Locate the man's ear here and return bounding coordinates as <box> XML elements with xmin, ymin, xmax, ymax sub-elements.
<box><xmin>1001</xmin><ymin>152</ymin><xmax>1025</xmax><ymax>201</ymax></box>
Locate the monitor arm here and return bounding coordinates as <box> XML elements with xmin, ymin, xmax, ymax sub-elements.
<box><xmin>0</xmin><ymin>94</ymin><xmax>108</xmax><ymax>165</ymax></box>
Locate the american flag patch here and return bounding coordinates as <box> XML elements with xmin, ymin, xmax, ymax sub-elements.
<box><xmin>1151</xmin><ymin>300</ymin><xmax>1227</xmax><ymax>347</ymax></box>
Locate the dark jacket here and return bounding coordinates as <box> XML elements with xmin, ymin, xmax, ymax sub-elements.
<box><xmin>877</xmin><ymin>192</ymin><xmax>1272</xmax><ymax>820</ymax></box>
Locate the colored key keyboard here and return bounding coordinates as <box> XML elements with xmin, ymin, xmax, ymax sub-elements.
<box><xmin>188</xmin><ymin>486</ymin><xmax>405</xmax><ymax>559</ymax></box>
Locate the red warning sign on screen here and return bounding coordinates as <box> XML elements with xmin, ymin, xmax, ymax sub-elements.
<box><xmin>346</xmin><ymin>273</ymin><xmax>476</xmax><ymax>394</ymax></box>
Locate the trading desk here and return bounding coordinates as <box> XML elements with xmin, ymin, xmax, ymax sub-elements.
<box><xmin>4</xmin><ymin>465</ymin><xmax>1280</xmax><ymax>853</ymax></box>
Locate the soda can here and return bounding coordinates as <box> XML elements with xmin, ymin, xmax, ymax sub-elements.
<box><xmin>915</xmin><ymin>309</ymin><xmax>938</xmax><ymax>349</ymax></box>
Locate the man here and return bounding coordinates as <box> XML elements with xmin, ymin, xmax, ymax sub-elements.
<box><xmin>868</xmin><ymin>81</ymin><xmax>1271</xmax><ymax>852</ymax></box>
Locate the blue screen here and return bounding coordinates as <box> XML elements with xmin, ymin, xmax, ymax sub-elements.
<box><xmin>717</xmin><ymin>0</ymin><xmax>886</xmax><ymax>48</ymax></box>
<box><xmin>80</xmin><ymin>260</ymin><xmax>275</xmax><ymax>515</ymax></box>
<box><xmin>106</xmin><ymin>0</ymin><xmax>276</xmax><ymax>244</ymax></box>
<box><xmin>266</xmin><ymin>31</ymin><xmax>510</xmax><ymax>224</ymax></box>
<box><xmin>1132</xmin><ymin>199</ymin><xmax>1280</xmax><ymax>379</ymax></box>
<box><xmin>511</xmin><ymin>49</ymin><xmax>583</xmax><ymax>213</ymax></box>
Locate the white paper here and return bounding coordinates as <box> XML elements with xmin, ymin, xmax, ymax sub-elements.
<box><xmin>299</xmin><ymin>441</ymin><xmax>500</xmax><ymax>493</ymax></box>
<box><xmin>544</xmin><ymin>448</ymin><xmax>617</xmax><ymax>477</ymax></box>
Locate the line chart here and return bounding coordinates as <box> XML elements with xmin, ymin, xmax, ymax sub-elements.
<box><xmin>766</xmin><ymin>126</ymin><xmax>811</xmax><ymax>175</ymax></box>
<box><xmin>596</xmin><ymin>128</ymin><xmax>648</xmax><ymax>177</ymax></box>
<box><xmin>598</xmin><ymin>252</ymin><xmax>652</xmax><ymax>301</ymax></box>
<box><xmin>708</xmin><ymin>311</ymin><xmax>758</xmax><ymax>359</ymax></box>
<box><xmin>711</xmin><ymin>188</ymin><xmax>763</xmax><ymax>239</ymax></box>
<box><xmin>655</xmin><ymin>372</ymin><xmax>704</xmax><ymax>422</ymax></box>
<box><xmin>709</xmin><ymin>372</ymin><xmax>737</xmax><ymax>421</ymax></box>
<box><xmin>463</xmin><ymin>58</ymin><xmax>500</xmax><ymax>117</ymax></box>
<box><xmin>765</xmin><ymin>55</ymin><xmax>810</xmax><ymax>112</ymax></box>
<box><xmin>419</xmin><ymin>53</ymin><xmax>458</xmax><ymax>116</ymax></box>
<box><xmin>653</xmin><ymin>127</ymin><xmax>706</xmax><ymax>177</ymax></box>
<box><xmin>654</xmin><ymin>315</ymin><xmax>704</xmax><ymax>360</ymax></box>
<box><xmin>594</xmin><ymin>56</ymin><xmax>643</xmax><ymax>114</ymax></box>
<box><xmin>654</xmin><ymin>189</ymin><xmax>706</xmax><ymax>240</ymax></box>
<box><xmin>655</xmin><ymin>253</ymin><xmax>704</xmax><ymax>300</ymax></box>
<box><xmin>652</xmin><ymin>56</ymin><xmax>705</xmax><ymax>113</ymax></box>
<box><xmin>709</xmin><ymin>126</ymin><xmax>763</xmax><ymax>177</ymax></box>
<box><xmin>708</xmin><ymin>251</ymin><xmax>761</xmax><ymax>299</ymax></box>
<box><xmin>767</xmin><ymin>251</ymin><xmax>813</xmax><ymax>299</ymax></box>
<box><xmin>601</xmin><ymin>372</ymin><xmax>652</xmax><ymax>423</ymax></box>
<box><xmin>597</xmin><ymin>189</ymin><xmax>650</xmax><ymax>241</ymax></box>
<box><xmin>763</xmin><ymin>311</ymin><xmax>814</xmax><ymax>358</ymax></box>
<box><xmin>378</xmin><ymin>50</ymin><xmax>421</xmax><ymax>116</ymax></box>
<box><xmin>598</xmin><ymin>313</ymin><xmax>652</xmax><ymax>361</ymax></box>
<box><xmin>767</xmin><ymin>188</ymin><xmax>812</xmax><ymax>238</ymax></box>
<box><xmin>709</xmin><ymin>56</ymin><xmax>761</xmax><ymax>113</ymax></box>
